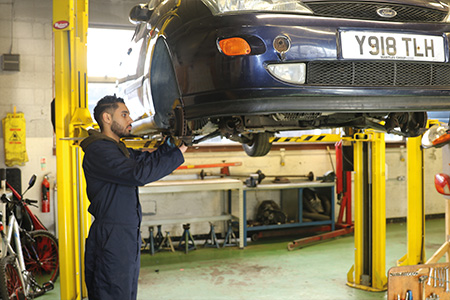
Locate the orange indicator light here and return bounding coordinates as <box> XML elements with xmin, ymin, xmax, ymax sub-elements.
<box><xmin>219</xmin><ymin>37</ymin><xmax>251</xmax><ymax>56</ymax></box>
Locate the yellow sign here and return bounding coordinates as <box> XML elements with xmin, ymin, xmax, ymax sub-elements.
<box><xmin>2</xmin><ymin>112</ymin><xmax>28</xmax><ymax>166</ymax></box>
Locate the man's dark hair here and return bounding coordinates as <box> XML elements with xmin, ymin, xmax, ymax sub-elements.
<box><xmin>93</xmin><ymin>95</ymin><xmax>125</xmax><ymax>130</ymax></box>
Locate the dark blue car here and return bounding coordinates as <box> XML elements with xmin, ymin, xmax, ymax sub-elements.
<box><xmin>118</xmin><ymin>0</ymin><xmax>450</xmax><ymax>156</ymax></box>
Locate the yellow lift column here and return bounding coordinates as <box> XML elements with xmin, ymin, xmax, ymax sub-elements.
<box><xmin>397</xmin><ymin>136</ymin><xmax>426</xmax><ymax>266</ymax></box>
<box><xmin>53</xmin><ymin>0</ymin><xmax>91</xmax><ymax>299</ymax></box>
<box><xmin>347</xmin><ymin>131</ymin><xmax>387</xmax><ymax>291</ymax></box>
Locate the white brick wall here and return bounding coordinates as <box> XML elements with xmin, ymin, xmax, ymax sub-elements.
<box><xmin>0</xmin><ymin>0</ymin><xmax>55</xmax><ymax>232</ymax></box>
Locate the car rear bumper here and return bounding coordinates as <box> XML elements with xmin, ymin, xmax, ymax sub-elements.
<box><xmin>184</xmin><ymin>88</ymin><xmax>450</xmax><ymax>119</ymax></box>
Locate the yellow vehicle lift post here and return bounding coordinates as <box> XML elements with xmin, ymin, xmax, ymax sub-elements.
<box><xmin>53</xmin><ymin>0</ymin><xmax>91</xmax><ymax>299</ymax></box>
<box><xmin>347</xmin><ymin>131</ymin><xmax>387</xmax><ymax>291</ymax></box>
<box><xmin>397</xmin><ymin>136</ymin><xmax>426</xmax><ymax>266</ymax></box>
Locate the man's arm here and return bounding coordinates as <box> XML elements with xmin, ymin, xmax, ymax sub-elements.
<box><xmin>84</xmin><ymin>140</ymin><xmax>185</xmax><ymax>187</ymax></box>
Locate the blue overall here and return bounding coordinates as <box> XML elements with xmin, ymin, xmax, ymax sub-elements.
<box><xmin>81</xmin><ymin>131</ymin><xmax>184</xmax><ymax>300</ymax></box>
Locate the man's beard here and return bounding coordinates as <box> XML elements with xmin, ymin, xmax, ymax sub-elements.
<box><xmin>111</xmin><ymin>120</ymin><xmax>131</xmax><ymax>138</ymax></box>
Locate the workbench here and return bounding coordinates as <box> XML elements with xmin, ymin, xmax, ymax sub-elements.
<box><xmin>139</xmin><ymin>178</ymin><xmax>245</xmax><ymax>248</ymax></box>
<box><xmin>243</xmin><ymin>181</ymin><xmax>335</xmax><ymax>247</ymax></box>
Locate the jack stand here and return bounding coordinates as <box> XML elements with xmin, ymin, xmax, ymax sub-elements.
<box><xmin>159</xmin><ymin>231</ymin><xmax>175</xmax><ymax>252</ymax></box>
<box><xmin>155</xmin><ymin>225</ymin><xmax>164</xmax><ymax>249</ymax></box>
<box><xmin>223</xmin><ymin>221</ymin><xmax>238</xmax><ymax>247</ymax></box>
<box><xmin>148</xmin><ymin>226</ymin><xmax>156</xmax><ymax>255</ymax></box>
<box><xmin>178</xmin><ymin>224</ymin><xmax>196</xmax><ymax>254</ymax></box>
<box><xmin>204</xmin><ymin>222</ymin><xmax>220</xmax><ymax>248</ymax></box>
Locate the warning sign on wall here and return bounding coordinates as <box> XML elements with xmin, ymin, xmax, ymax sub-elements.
<box><xmin>2</xmin><ymin>112</ymin><xmax>28</xmax><ymax>166</ymax></box>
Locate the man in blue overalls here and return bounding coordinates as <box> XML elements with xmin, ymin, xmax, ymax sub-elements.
<box><xmin>80</xmin><ymin>95</ymin><xmax>187</xmax><ymax>300</ymax></box>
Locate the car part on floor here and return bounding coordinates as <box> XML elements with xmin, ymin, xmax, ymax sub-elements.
<box><xmin>256</xmin><ymin>200</ymin><xmax>287</xmax><ymax>226</ymax></box>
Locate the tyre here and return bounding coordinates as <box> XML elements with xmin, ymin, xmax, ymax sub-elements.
<box><xmin>0</xmin><ymin>255</ymin><xmax>26</xmax><ymax>300</ymax></box>
<box><xmin>242</xmin><ymin>132</ymin><xmax>273</xmax><ymax>157</ymax></box>
<box><xmin>22</xmin><ymin>230</ymin><xmax>59</xmax><ymax>286</ymax></box>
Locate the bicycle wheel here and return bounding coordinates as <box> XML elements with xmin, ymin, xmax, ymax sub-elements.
<box><xmin>0</xmin><ymin>255</ymin><xmax>26</xmax><ymax>300</ymax></box>
<box><xmin>22</xmin><ymin>230</ymin><xmax>59</xmax><ymax>285</ymax></box>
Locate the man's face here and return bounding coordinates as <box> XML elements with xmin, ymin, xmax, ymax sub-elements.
<box><xmin>110</xmin><ymin>103</ymin><xmax>133</xmax><ymax>138</ymax></box>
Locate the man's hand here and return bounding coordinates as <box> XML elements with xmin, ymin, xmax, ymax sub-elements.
<box><xmin>179</xmin><ymin>144</ymin><xmax>188</xmax><ymax>153</ymax></box>
<box><xmin>165</xmin><ymin>136</ymin><xmax>177</xmax><ymax>148</ymax></box>
<box><xmin>165</xmin><ymin>136</ymin><xmax>188</xmax><ymax>153</ymax></box>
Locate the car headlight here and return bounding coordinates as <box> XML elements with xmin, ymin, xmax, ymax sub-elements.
<box><xmin>439</xmin><ymin>1</ymin><xmax>450</xmax><ymax>22</ymax></box>
<box><xmin>266</xmin><ymin>63</ymin><xmax>306</xmax><ymax>84</ymax></box>
<box><xmin>201</xmin><ymin>0</ymin><xmax>313</xmax><ymax>15</ymax></box>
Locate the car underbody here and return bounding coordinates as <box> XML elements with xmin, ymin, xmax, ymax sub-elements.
<box><xmin>152</xmin><ymin>107</ymin><xmax>427</xmax><ymax>156</ymax></box>
<box><xmin>187</xmin><ymin>111</ymin><xmax>426</xmax><ymax>141</ymax></box>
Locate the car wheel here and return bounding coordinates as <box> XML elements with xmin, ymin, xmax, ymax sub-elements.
<box><xmin>150</xmin><ymin>38</ymin><xmax>181</xmax><ymax>130</ymax></box>
<box><xmin>385</xmin><ymin>112</ymin><xmax>427</xmax><ymax>137</ymax></box>
<box><xmin>242</xmin><ymin>132</ymin><xmax>273</xmax><ymax>157</ymax></box>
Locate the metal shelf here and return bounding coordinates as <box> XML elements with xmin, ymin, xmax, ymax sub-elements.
<box><xmin>243</xmin><ymin>181</ymin><xmax>335</xmax><ymax>246</ymax></box>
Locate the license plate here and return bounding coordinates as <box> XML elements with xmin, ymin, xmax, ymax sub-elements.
<box><xmin>340</xmin><ymin>30</ymin><xmax>445</xmax><ymax>62</ymax></box>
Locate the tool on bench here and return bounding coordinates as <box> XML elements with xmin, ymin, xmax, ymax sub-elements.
<box><xmin>199</xmin><ymin>169</ymin><xmax>265</xmax><ymax>182</ymax></box>
<box><xmin>405</xmin><ymin>290</ymin><xmax>413</xmax><ymax>300</ymax></box>
<box><xmin>444</xmin><ymin>268</ymin><xmax>447</xmax><ymax>289</ymax></box>
<box><xmin>426</xmin><ymin>293</ymin><xmax>440</xmax><ymax>300</ymax></box>
<box><xmin>177</xmin><ymin>162</ymin><xmax>242</xmax><ymax>172</ymax></box>
<box><xmin>428</xmin><ymin>268</ymin><xmax>434</xmax><ymax>286</ymax></box>
<box><xmin>316</xmin><ymin>170</ymin><xmax>336</xmax><ymax>182</ymax></box>
<box><xmin>419</xmin><ymin>275</ymin><xmax>428</xmax><ymax>300</ymax></box>
<box><xmin>199</xmin><ymin>169</ymin><xmax>315</xmax><ymax>185</ymax></box>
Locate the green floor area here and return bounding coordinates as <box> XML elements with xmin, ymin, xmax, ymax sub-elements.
<box><xmin>41</xmin><ymin>218</ymin><xmax>447</xmax><ymax>300</ymax></box>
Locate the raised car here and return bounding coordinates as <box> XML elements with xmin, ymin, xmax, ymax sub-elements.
<box><xmin>118</xmin><ymin>0</ymin><xmax>450</xmax><ymax>156</ymax></box>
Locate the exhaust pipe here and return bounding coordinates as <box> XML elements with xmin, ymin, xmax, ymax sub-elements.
<box><xmin>131</xmin><ymin>115</ymin><xmax>162</xmax><ymax>135</ymax></box>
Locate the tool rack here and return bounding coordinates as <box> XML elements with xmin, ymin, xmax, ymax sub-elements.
<box><xmin>388</xmin><ymin>262</ymin><xmax>450</xmax><ymax>300</ymax></box>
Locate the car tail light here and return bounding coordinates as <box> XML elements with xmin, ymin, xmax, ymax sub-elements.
<box><xmin>435</xmin><ymin>173</ymin><xmax>450</xmax><ymax>196</ymax></box>
<box><xmin>266</xmin><ymin>63</ymin><xmax>306</xmax><ymax>84</ymax></box>
<box><xmin>218</xmin><ymin>38</ymin><xmax>251</xmax><ymax>56</ymax></box>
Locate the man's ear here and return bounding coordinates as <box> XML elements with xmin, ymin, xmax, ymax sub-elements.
<box><xmin>102</xmin><ymin>112</ymin><xmax>112</xmax><ymax>126</ymax></box>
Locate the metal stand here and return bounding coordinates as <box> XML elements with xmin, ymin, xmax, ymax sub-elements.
<box><xmin>204</xmin><ymin>222</ymin><xmax>220</xmax><ymax>248</ymax></box>
<box><xmin>160</xmin><ymin>231</ymin><xmax>175</xmax><ymax>252</ymax></box>
<box><xmin>147</xmin><ymin>226</ymin><xmax>156</xmax><ymax>255</ymax></box>
<box><xmin>223</xmin><ymin>221</ymin><xmax>238</xmax><ymax>247</ymax></box>
<box><xmin>178</xmin><ymin>224</ymin><xmax>196</xmax><ymax>254</ymax></box>
<box><xmin>155</xmin><ymin>225</ymin><xmax>164</xmax><ymax>249</ymax></box>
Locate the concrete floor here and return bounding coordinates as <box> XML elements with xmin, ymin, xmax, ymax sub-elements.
<box><xmin>41</xmin><ymin>218</ymin><xmax>447</xmax><ymax>300</ymax></box>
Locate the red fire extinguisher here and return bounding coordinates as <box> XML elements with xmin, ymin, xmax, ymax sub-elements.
<box><xmin>41</xmin><ymin>175</ymin><xmax>50</xmax><ymax>213</ymax></box>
